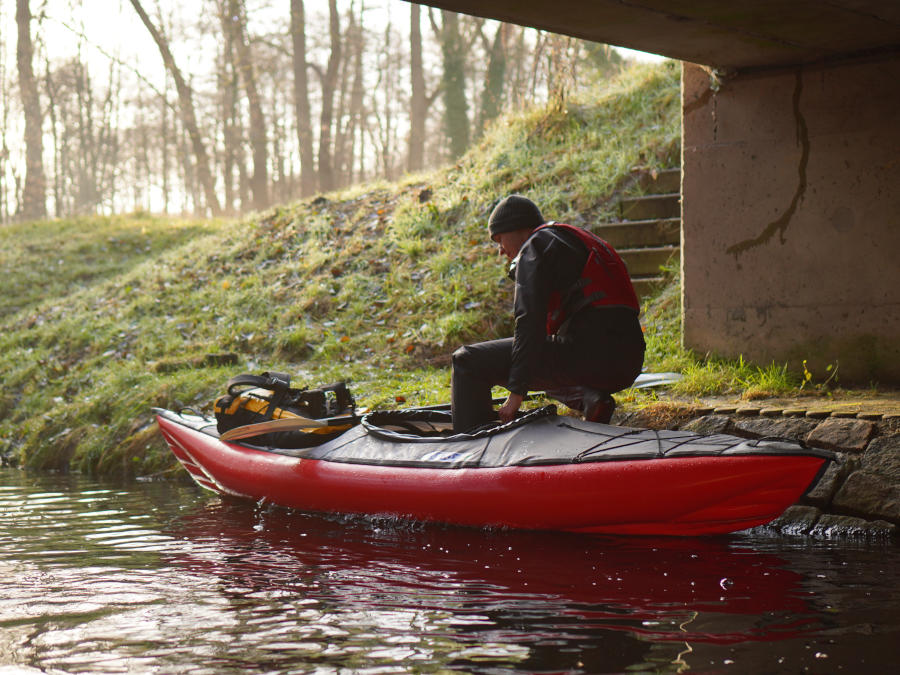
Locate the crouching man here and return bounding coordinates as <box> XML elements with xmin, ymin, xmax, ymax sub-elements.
<box><xmin>451</xmin><ymin>195</ymin><xmax>645</xmax><ymax>432</ymax></box>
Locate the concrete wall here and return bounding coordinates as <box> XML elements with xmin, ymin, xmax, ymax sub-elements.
<box><xmin>681</xmin><ymin>57</ymin><xmax>900</xmax><ymax>385</ymax></box>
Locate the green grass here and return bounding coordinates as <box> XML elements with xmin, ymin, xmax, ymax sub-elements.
<box><xmin>2</xmin><ymin>60</ymin><xmax>771</xmax><ymax>476</ymax></box>
<box><xmin>0</xmin><ymin>214</ymin><xmax>216</xmax><ymax>320</ymax></box>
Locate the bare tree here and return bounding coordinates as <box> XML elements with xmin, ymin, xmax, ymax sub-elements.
<box><xmin>506</xmin><ymin>25</ymin><xmax>529</xmax><ymax>109</ymax></box>
<box><xmin>369</xmin><ymin>16</ymin><xmax>395</xmax><ymax>180</ymax></box>
<box><xmin>76</xmin><ymin>60</ymin><xmax>120</xmax><ymax>213</ymax></box>
<box><xmin>3</xmin><ymin>2</ymin><xmax>613</xmax><ymax>220</ymax></box>
<box><xmin>529</xmin><ymin>30</ymin><xmax>548</xmax><ymax>102</ymax></box>
<box><xmin>407</xmin><ymin>3</ymin><xmax>426</xmax><ymax>173</ymax></box>
<box><xmin>332</xmin><ymin>2</ymin><xmax>363</xmax><ymax>188</ymax></box>
<box><xmin>42</xmin><ymin>57</ymin><xmax>61</xmax><ymax>217</ymax></box>
<box><xmin>344</xmin><ymin>11</ymin><xmax>365</xmax><ymax>186</ymax></box>
<box><xmin>222</xmin><ymin>0</ymin><xmax>268</xmax><ymax>210</ymax></box>
<box><xmin>290</xmin><ymin>0</ymin><xmax>316</xmax><ymax>197</ymax></box>
<box><xmin>43</xmin><ymin>56</ymin><xmax>122</xmax><ymax>215</ymax></box>
<box><xmin>318</xmin><ymin>0</ymin><xmax>342</xmax><ymax>194</ymax></box>
<box><xmin>159</xmin><ymin>73</ymin><xmax>172</xmax><ymax>213</ymax></box>
<box><xmin>477</xmin><ymin>22</ymin><xmax>509</xmax><ymax>137</ymax></box>
<box><xmin>16</xmin><ymin>0</ymin><xmax>46</xmax><ymax>220</ymax></box>
<box><xmin>547</xmin><ymin>34</ymin><xmax>579</xmax><ymax>111</ymax></box>
<box><xmin>128</xmin><ymin>0</ymin><xmax>221</xmax><ymax>216</ymax></box>
<box><xmin>405</xmin><ymin>5</ymin><xmax>442</xmax><ymax>174</ymax></box>
<box><xmin>269</xmin><ymin>86</ymin><xmax>293</xmax><ymax>203</ymax></box>
<box><xmin>0</xmin><ymin>31</ymin><xmax>9</xmax><ymax>222</ymax></box>
<box><xmin>432</xmin><ymin>10</ymin><xmax>470</xmax><ymax>160</ymax></box>
<box><xmin>217</xmin><ymin>17</ymin><xmax>241</xmax><ymax>214</ymax></box>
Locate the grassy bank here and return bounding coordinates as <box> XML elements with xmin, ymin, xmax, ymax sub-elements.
<box><xmin>1</xmin><ymin>60</ymin><xmax>812</xmax><ymax>477</ymax></box>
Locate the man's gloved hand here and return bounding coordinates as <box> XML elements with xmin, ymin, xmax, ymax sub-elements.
<box><xmin>498</xmin><ymin>392</ymin><xmax>523</xmax><ymax>424</ymax></box>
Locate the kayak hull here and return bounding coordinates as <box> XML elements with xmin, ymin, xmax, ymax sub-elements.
<box><xmin>156</xmin><ymin>410</ymin><xmax>830</xmax><ymax>535</ymax></box>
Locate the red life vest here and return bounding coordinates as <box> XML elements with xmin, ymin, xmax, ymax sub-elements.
<box><xmin>538</xmin><ymin>223</ymin><xmax>640</xmax><ymax>335</ymax></box>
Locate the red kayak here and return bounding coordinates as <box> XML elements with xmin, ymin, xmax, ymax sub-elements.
<box><xmin>155</xmin><ymin>406</ymin><xmax>832</xmax><ymax>536</ymax></box>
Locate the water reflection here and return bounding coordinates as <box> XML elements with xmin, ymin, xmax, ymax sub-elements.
<box><xmin>175</xmin><ymin>502</ymin><xmax>813</xmax><ymax>628</ymax></box>
<box><xmin>1</xmin><ymin>468</ymin><xmax>897</xmax><ymax>674</ymax></box>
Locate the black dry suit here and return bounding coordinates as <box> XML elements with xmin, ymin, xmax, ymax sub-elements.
<box><xmin>451</xmin><ymin>224</ymin><xmax>645</xmax><ymax>432</ymax></box>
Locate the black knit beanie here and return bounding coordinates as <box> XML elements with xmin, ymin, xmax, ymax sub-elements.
<box><xmin>488</xmin><ymin>195</ymin><xmax>544</xmax><ymax>240</ymax></box>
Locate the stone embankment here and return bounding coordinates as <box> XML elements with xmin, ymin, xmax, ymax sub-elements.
<box><xmin>615</xmin><ymin>406</ymin><xmax>899</xmax><ymax>539</ymax></box>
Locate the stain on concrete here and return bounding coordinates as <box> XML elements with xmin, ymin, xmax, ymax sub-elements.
<box><xmin>830</xmin><ymin>205</ymin><xmax>855</xmax><ymax>232</ymax></box>
<box><xmin>726</xmin><ymin>70</ymin><xmax>809</xmax><ymax>257</ymax></box>
<box><xmin>683</xmin><ymin>85</ymin><xmax>713</xmax><ymax>116</ymax></box>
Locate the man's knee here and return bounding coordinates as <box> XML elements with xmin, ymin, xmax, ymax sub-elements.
<box><xmin>453</xmin><ymin>340</ymin><xmax>511</xmax><ymax>383</ymax></box>
<box><xmin>452</xmin><ymin>344</ymin><xmax>475</xmax><ymax>370</ymax></box>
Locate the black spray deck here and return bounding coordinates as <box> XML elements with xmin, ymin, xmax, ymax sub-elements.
<box><xmin>157</xmin><ymin>407</ymin><xmax>835</xmax><ymax>471</ymax></box>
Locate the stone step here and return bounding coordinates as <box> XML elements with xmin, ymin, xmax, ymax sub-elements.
<box><xmin>620</xmin><ymin>193</ymin><xmax>680</xmax><ymax>221</ymax></box>
<box><xmin>620</xmin><ymin>245</ymin><xmax>680</xmax><ymax>277</ymax></box>
<box><xmin>631</xmin><ymin>276</ymin><xmax>666</xmax><ymax>299</ymax></box>
<box><xmin>637</xmin><ymin>167</ymin><xmax>681</xmax><ymax>195</ymax></box>
<box><xmin>591</xmin><ymin>218</ymin><xmax>680</xmax><ymax>249</ymax></box>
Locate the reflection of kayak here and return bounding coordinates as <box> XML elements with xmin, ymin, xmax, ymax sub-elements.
<box><xmin>155</xmin><ymin>406</ymin><xmax>833</xmax><ymax>536</ymax></box>
<box><xmin>168</xmin><ymin>502</ymin><xmax>814</xmax><ymax>644</ymax></box>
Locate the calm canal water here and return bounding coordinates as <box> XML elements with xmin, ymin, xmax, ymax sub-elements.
<box><xmin>1</xmin><ymin>467</ymin><xmax>898</xmax><ymax>674</ymax></box>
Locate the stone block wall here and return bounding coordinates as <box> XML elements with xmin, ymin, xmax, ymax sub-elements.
<box><xmin>616</xmin><ymin>407</ymin><xmax>898</xmax><ymax>538</ymax></box>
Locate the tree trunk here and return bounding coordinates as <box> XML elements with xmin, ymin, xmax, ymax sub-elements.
<box><xmin>218</xmin><ymin>13</ymin><xmax>240</xmax><ymax>214</ymax></box>
<box><xmin>270</xmin><ymin>93</ymin><xmax>289</xmax><ymax>202</ymax></box>
<box><xmin>0</xmin><ymin>41</ymin><xmax>8</xmax><ymax>222</ymax></box>
<box><xmin>530</xmin><ymin>31</ymin><xmax>547</xmax><ymax>102</ymax></box>
<box><xmin>346</xmin><ymin>13</ymin><xmax>365</xmax><ymax>186</ymax></box>
<box><xmin>73</xmin><ymin>59</ymin><xmax>94</xmax><ymax>213</ymax></box>
<box><xmin>407</xmin><ymin>3</ymin><xmax>425</xmax><ymax>173</ymax></box>
<box><xmin>332</xmin><ymin>11</ymin><xmax>353</xmax><ymax>188</ymax></box>
<box><xmin>508</xmin><ymin>26</ymin><xmax>528</xmax><ymax>109</ymax></box>
<box><xmin>438</xmin><ymin>11</ymin><xmax>469</xmax><ymax>160</ymax></box>
<box><xmin>96</xmin><ymin>63</ymin><xmax>121</xmax><ymax>212</ymax></box>
<box><xmin>377</xmin><ymin>19</ymin><xmax>399</xmax><ymax>180</ymax></box>
<box><xmin>318</xmin><ymin>0</ymin><xmax>342</xmax><ymax>194</ymax></box>
<box><xmin>128</xmin><ymin>0</ymin><xmax>221</xmax><ymax>216</ymax></box>
<box><xmin>42</xmin><ymin>61</ymin><xmax>62</xmax><ymax>217</ymax></box>
<box><xmin>224</xmin><ymin>0</ymin><xmax>268</xmax><ymax>210</ymax></box>
<box><xmin>16</xmin><ymin>0</ymin><xmax>46</xmax><ymax>220</ymax></box>
<box><xmin>160</xmin><ymin>76</ymin><xmax>171</xmax><ymax>213</ymax></box>
<box><xmin>290</xmin><ymin>0</ymin><xmax>316</xmax><ymax>197</ymax></box>
<box><xmin>0</xmin><ymin>78</ymin><xmax>8</xmax><ymax>222</ymax></box>
<box><xmin>477</xmin><ymin>23</ymin><xmax>508</xmax><ymax>138</ymax></box>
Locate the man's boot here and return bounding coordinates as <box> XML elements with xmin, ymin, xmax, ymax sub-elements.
<box><xmin>582</xmin><ymin>390</ymin><xmax>616</xmax><ymax>424</ymax></box>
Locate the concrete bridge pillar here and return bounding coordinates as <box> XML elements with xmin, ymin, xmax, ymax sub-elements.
<box><xmin>680</xmin><ymin>56</ymin><xmax>900</xmax><ymax>385</ymax></box>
